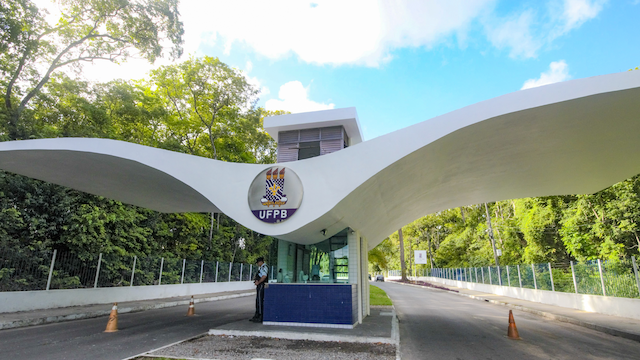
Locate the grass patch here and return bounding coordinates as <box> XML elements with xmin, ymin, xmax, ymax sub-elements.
<box><xmin>370</xmin><ymin>284</ymin><xmax>392</xmax><ymax>306</ymax></box>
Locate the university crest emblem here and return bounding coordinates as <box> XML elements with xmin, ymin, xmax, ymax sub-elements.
<box><xmin>261</xmin><ymin>168</ymin><xmax>288</xmax><ymax>206</ymax></box>
<box><xmin>248</xmin><ymin>167</ymin><xmax>303</xmax><ymax>223</ymax></box>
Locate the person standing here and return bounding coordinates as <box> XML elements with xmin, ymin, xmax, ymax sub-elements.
<box><xmin>250</xmin><ymin>257</ymin><xmax>268</xmax><ymax>322</ymax></box>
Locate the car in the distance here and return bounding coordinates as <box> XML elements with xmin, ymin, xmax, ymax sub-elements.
<box><xmin>375</xmin><ymin>274</ymin><xmax>384</xmax><ymax>282</ymax></box>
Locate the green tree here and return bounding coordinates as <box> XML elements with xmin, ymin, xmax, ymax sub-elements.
<box><xmin>1</xmin><ymin>0</ymin><xmax>184</xmax><ymax>139</ymax></box>
<box><xmin>150</xmin><ymin>56</ymin><xmax>258</xmax><ymax>160</ymax></box>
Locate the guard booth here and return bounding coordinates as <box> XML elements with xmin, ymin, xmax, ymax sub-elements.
<box><xmin>260</xmin><ymin>108</ymin><xmax>370</xmax><ymax>328</ymax></box>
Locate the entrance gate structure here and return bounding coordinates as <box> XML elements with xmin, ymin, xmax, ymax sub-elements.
<box><xmin>1</xmin><ymin>71</ymin><xmax>640</xmax><ymax>327</ymax></box>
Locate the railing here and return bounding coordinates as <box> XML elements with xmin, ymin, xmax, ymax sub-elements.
<box><xmin>388</xmin><ymin>256</ymin><xmax>640</xmax><ymax>299</ymax></box>
<box><xmin>0</xmin><ymin>249</ymin><xmax>264</xmax><ymax>292</ymax></box>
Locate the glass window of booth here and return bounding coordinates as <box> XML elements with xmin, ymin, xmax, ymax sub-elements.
<box><xmin>273</xmin><ymin>229</ymin><xmax>350</xmax><ymax>284</ymax></box>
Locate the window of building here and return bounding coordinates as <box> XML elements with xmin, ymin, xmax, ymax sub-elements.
<box><xmin>273</xmin><ymin>229</ymin><xmax>350</xmax><ymax>284</ymax></box>
<box><xmin>298</xmin><ymin>141</ymin><xmax>321</xmax><ymax>160</ymax></box>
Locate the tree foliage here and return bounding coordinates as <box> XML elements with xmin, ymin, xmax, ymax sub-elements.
<box><xmin>1</xmin><ymin>0</ymin><xmax>184</xmax><ymax>139</ymax></box>
<box><xmin>371</xmin><ymin>178</ymin><xmax>640</xmax><ymax>273</ymax></box>
<box><xmin>0</xmin><ymin>1</ymin><xmax>279</xmax><ymax>271</ymax></box>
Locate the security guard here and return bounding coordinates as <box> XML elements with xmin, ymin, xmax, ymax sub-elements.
<box><xmin>250</xmin><ymin>257</ymin><xmax>268</xmax><ymax>322</ymax></box>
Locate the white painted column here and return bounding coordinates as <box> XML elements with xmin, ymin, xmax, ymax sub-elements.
<box><xmin>347</xmin><ymin>229</ymin><xmax>361</xmax><ymax>325</ymax></box>
<box><xmin>364</xmin><ymin>236</ymin><xmax>370</xmax><ymax>316</ymax></box>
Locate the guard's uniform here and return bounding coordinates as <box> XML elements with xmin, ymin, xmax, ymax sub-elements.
<box><xmin>254</xmin><ymin>263</ymin><xmax>268</xmax><ymax>320</ymax></box>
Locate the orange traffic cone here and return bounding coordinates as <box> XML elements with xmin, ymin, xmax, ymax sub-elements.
<box><xmin>186</xmin><ymin>296</ymin><xmax>195</xmax><ymax>316</ymax></box>
<box><xmin>104</xmin><ymin>302</ymin><xmax>118</xmax><ymax>332</ymax></box>
<box><xmin>507</xmin><ymin>310</ymin><xmax>520</xmax><ymax>340</ymax></box>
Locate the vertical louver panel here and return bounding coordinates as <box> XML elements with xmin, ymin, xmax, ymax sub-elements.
<box><xmin>279</xmin><ymin>131</ymin><xmax>299</xmax><ymax>144</ymax></box>
<box><xmin>320</xmin><ymin>139</ymin><xmax>343</xmax><ymax>155</ymax></box>
<box><xmin>300</xmin><ymin>128</ymin><xmax>320</xmax><ymax>142</ymax></box>
<box><xmin>320</xmin><ymin>126</ymin><xmax>343</xmax><ymax>140</ymax></box>
<box><xmin>277</xmin><ymin>145</ymin><xmax>298</xmax><ymax>163</ymax></box>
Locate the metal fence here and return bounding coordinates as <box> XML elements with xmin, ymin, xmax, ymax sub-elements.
<box><xmin>0</xmin><ymin>249</ymin><xmax>261</xmax><ymax>292</ymax></box>
<box><xmin>408</xmin><ymin>257</ymin><xmax>640</xmax><ymax>299</ymax></box>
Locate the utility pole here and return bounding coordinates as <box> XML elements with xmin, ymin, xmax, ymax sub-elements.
<box><xmin>485</xmin><ymin>203</ymin><xmax>501</xmax><ymax>284</ymax></box>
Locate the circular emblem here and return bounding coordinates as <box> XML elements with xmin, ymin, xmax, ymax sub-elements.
<box><xmin>248</xmin><ymin>167</ymin><xmax>303</xmax><ymax>223</ymax></box>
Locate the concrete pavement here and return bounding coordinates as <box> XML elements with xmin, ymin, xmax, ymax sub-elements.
<box><xmin>376</xmin><ymin>281</ymin><xmax>640</xmax><ymax>360</ymax></box>
<box><xmin>407</xmin><ymin>279</ymin><xmax>640</xmax><ymax>342</ymax></box>
<box><xmin>0</xmin><ymin>289</ymin><xmax>253</xmax><ymax>330</ymax></box>
<box><xmin>0</xmin><ymin>294</ymin><xmax>256</xmax><ymax>360</ymax></box>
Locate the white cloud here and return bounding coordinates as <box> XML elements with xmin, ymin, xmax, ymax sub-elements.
<box><xmin>485</xmin><ymin>10</ymin><xmax>541</xmax><ymax>59</ymax></box>
<box><xmin>265</xmin><ymin>81</ymin><xmax>334</xmax><ymax>113</ymax></box>
<box><xmin>180</xmin><ymin>0</ymin><xmax>494</xmax><ymax>67</ymax></box>
<box><xmin>485</xmin><ymin>0</ymin><xmax>606</xmax><ymax>59</ymax></box>
<box><xmin>521</xmin><ymin>60</ymin><xmax>570</xmax><ymax>90</ymax></box>
<box><xmin>562</xmin><ymin>0</ymin><xmax>607</xmax><ymax>32</ymax></box>
<box><xmin>28</xmin><ymin>0</ymin><xmax>607</xmax><ymax>81</ymax></box>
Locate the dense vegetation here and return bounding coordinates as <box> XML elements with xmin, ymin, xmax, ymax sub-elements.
<box><xmin>370</xmin><ymin>182</ymin><xmax>640</xmax><ymax>274</ymax></box>
<box><xmin>0</xmin><ymin>0</ymin><xmax>279</xmax><ymax>271</ymax></box>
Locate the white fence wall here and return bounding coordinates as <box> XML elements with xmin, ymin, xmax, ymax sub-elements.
<box><xmin>0</xmin><ymin>281</ymin><xmax>254</xmax><ymax>313</ymax></box>
<box><xmin>414</xmin><ymin>276</ymin><xmax>640</xmax><ymax>320</ymax></box>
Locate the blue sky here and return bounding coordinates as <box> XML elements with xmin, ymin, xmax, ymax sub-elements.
<box><xmin>53</xmin><ymin>0</ymin><xmax>640</xmax><ymax>140</ymax></box>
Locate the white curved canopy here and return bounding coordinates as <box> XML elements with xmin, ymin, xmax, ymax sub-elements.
<box><xmin>1</xmin><ymin>71</ymin><xmax>640</xmax><ymax>250</ymax></box>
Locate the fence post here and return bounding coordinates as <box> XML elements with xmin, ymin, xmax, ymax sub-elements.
<box><xmin>200</xmin><ymin>260</ymin><xmax>204</xmax><ymax>283</ymax></box>
<box><xmin>506</xmin><ymin>265</ymin><xmax>511</xmax><ymax>287</ymax></box>
<box><xmin>158</xmin><ymin>257</ymin><xmax>164</xmax><ymax>285</ymax></box>
<box><xmin>517</xmin><ymin>265</ymin><xmax>522</xmax><ymax>288</ymax></box>
<box><xmin>570</xmin><ymin>261</ymin><xmax>578</xmax><ymax>294</ymax></box>
<box><xmin>228</xmin><ymin>263</ymin><xmax>232</xmax><ymax>282</ymax></box>
<box><xmin>488</xmin><ymin>267</ymin><xmax>492</xmax><ymax>285</ymax></box>
<box><xmin>597</xmin><ymin>259</ymin><xmax>606</xmax><ymax>296</ymax></box>
<box><xmin>497</xmin><ymin>267</ymin><xmax>502</xmax><ymax>286</ymax></box>
<box><xmin>130</xmin><ymin>255</ymin><xmax>137</xmax><ymax>287</ymax></box>
<box><xmin>215</xmin><ymin>261</ymin><xmax>219</xmax><ymax>282</ymax></box>
<box><xmin>46</xmin><ymin>249</ymin><xmax>57</xmax><ymax>291</ymax></box>
<box><xmin>240</xmin><ymin>263</ymin><xmax>243</xmax><ymax>281</ymax></box>
<box><xmin>93</xmin><ymin>253</ymin><xmax>103</xmax><ymax>289</ymax></box>
<box><xmin>548</xmin><ymin>262</ymin><xmax>555</xmax><ymax>291</ymax></box>
<box><xmin>633</xmin><ymin>256</ymin><xmax>640</xmax><ymax>297</ymax></box>
<box><xmin>481</xmin><ymin>267</ymin><xmax>484</xmax><ymax>283</ymax></box>
<box><xmin>250</xmin><ymin>264</ymin><xmax>253</xmax><ymax>279</ymax></box>
<box><xmin>181</xmin><ymin>259</ymin><xmax>186</xmax><ymax>284</ymax></box>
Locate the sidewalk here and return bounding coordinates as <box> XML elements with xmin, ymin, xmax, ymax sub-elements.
<box><xmin>0</xmin><ymin>289</ymin><xmax>253</xmax><ymax>330</ymax></box>
<box><xmin>133</xmin><ymin>305</ymin><xmax>399</xmax><ymax>360</ymax></box>
<box><xmin>395</xmin><ymin>280</ymin><xmax>640</xmax><ymax>342</ymax></box>
<box><xmin>208</xmin><ymin>305</ymin><xmax>398</xmax><ymax>344</ymax></box>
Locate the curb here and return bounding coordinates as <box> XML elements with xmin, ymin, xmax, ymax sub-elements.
<box><xmin>207</xmin><ymin>325</ymin><xmax>398</xmax><ymax>345</ymax></box>
<box><xmin>0</xmin><ymin>292</ymin><xmax>253</xmax><ymax>331</ymax></box>
<box><xmin>122</xmin><ymin>332</ymin><xmax>209</xmax><ymax>360</ymax></box>
<box><xmin>390</xmin><ymin>280</ymin><xmax>640</xmax><ymax>343</ymax></box>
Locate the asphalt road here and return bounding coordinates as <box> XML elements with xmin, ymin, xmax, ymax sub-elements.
<box><xmin>375</xmin><ymin>281</ymin><xmax>640</xmax><ymax>360</ymax></box>
<box><xmin>0</xmin><ymin>296</ymin><xmax>255</xmax><ymax>360</ymax></box>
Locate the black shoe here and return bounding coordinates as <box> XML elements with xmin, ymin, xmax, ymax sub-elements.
<box><xmin>250</xmin><ymin>317</ymin><xmax>263</xmax><ymax>323</ymax></box>
<box><xmin>249</xmin><ymin>316</ymin><xmax>258</xmax><ymax>321</ymax></box>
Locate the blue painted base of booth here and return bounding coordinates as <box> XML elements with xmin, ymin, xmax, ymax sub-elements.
<box><xmin>263</xmin><ymin>283</ymin><xmax>357</xmax><ymax>328</ymax></box>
